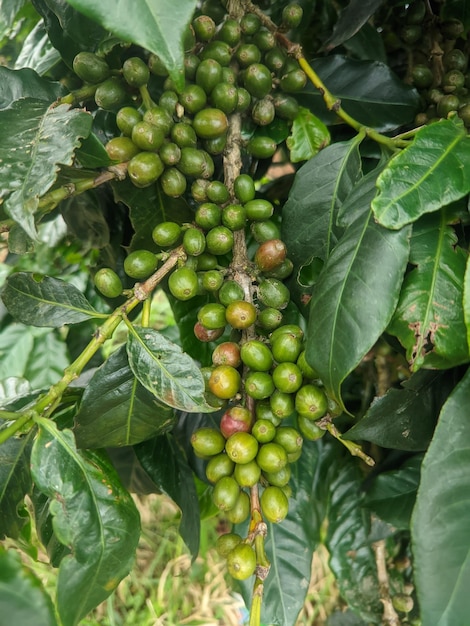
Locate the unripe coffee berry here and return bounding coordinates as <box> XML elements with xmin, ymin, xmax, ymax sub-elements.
<box><xmin>260</xmin><ymin>485</ymin><xmax>289</xmax><ymax>523</ymax></box>
<box><xmin>225</xmin><ymin>432</ymin><xmax>259</xmax><ymax>464</ymax></box>
<box><xmin>209</xmin><ymin>365</ymin><xmax>241</xmax><ymax>399</ymax></box>
<box><xmin>226</xmin><ymin>543</ymin><xmax>257</xmax><ymax>580</ymax></box>
<box><xmin>94</xmin><ymin>268</ymin><xmax>123</xmax><ymax>298</ymax></box>
<box><xmin>191</xmin><ymin>427</ymin><xmax>226</xmax><ymax>457</ymax></box>
<box><xmin>225</xmin><ymin>300</ymin><xmax>257</xmax><ymax>329</ymax></box>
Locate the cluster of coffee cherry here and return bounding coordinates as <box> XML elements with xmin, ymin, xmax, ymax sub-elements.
<box><xmin>69</xmin><ymin>0</ymin><xmax>334</xmax><ymax>583</ymax></box>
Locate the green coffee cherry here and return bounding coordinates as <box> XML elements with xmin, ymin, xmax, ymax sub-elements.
<box><xmin>260</xmin><ymin>485</ymin><xmax>289</xmax><ymax>523</ymax></box>
<box><xmin>208</xmin><ymin>365</ymin><xmax>241</xmax><ymax>399</ymax></box>
<box><xmin>270</xmin><ymin>389</ymin><xmax>295</xmax><ymax>420</ymax></box>
<box><xmin>193</xmin><ymin>108</ymin><xmax>229</xmax><ymax>139</ymax></box>
<box><xmin>222</xmin><ymin>204</ymin><xmax>246</xmax><ymax>231</ymax></box>
<box><xmin>297</xmin><ymin>415</ymin><xmax>326</xmax><ymax>441</ymax></box>
<box><xmin>191</xmin><ymin>427</ymin><xmax>226</xmax><ymax>457</ymax></box>
<box><xmin>152</xmin><ymin>221</ymin><xmax>182</xmax><ymax>247</ymax></box>
<box><xmin>116</xmin><ymin>106</ymin><xmax>143</xmax><ymax>136</ymax></box>
<box><xmin>218</xmin><ymin>280</ymin><xmax>245</xmax><ymax>306</ymax></box>
<box><xmin>295</xmin><ymin>384</ymin><xmax>328</xmax><ymax>420</ymax></box>
<box><xmin>127</xmin><ymin>152</ymin><xmax>164</xmax><ymax>188</ymax></box>
<box><xmin>205</xmin><ymin>226</ymin><xmax>234</xmax><ymax>254</ymax></box>
<box><xmin>160</xmin><ymin>167</ymin><xmax>187</xmax><ymax>197</ymax></box>
<box><xmin>216</xmin><ymin>533</ymin><xmax>242</xmax><ymax>557</ymax></box>
<box><xmin>73</xmin><ymin>51</ymin><xmax>110</xmax><ymax>84</ymax></box>
<box><xmin>257</xmin><ymin>442</ymin><xmax>288</xmax><ymax>473</ymax></box>
<box><xmin>210</xmin><ymin>82</ymin><xmax>239</xmax><ymax>114</ymax></box>
<box><xmin>225</xmin><ymin>300</ymin><xmax>257</xmax><ymax>329</ymax></box>
<box><xmin>225</xmin><ymin>432</ymin><xmax>259</xmax><ymax>464</ymax></box>
<box><xmin>226</xmin><ymin>490</ymin><xmax>250</xmax><ymax>524</ymax></box>
<box><xmin>234</xmin><ymin>459</ymin><xmax>261</xmax><ymax>487</ymax></box>
<box><xmin>122</xmin><ymin>56</ymin><xmax>150</xmax><ymax>87</ymax></box>
<box><xmin>200</xmin><ymin>40</ymin><xmax>232</xmax><ymax>66</ymax></box>
<box><xmin>257</xmin><ymin>307</ymin><xmax>283</xmax><ymax>331</ymax></box>
<box><xmin>240</xmin><ymin>340</ymin><xmax>274</xmax><ymax>372</ymax></box>
<box><xmin>131</xmin><ymin>121</ymin><xmax>165</xmax><ymax>151</ymax></box>
<box><xmin>143</xmin><ymin>106</ymin><xmax>173</xmax><ymax>135</ymax></box>
<box><xmin>168</xmin><ymin>266</ymin><xmax>199</xmax><ymax>300</ymax></box>
<box><xmin>123</xmin><ymin>250</ymin><xmax>157</xmax><ymax>280</ymax></box>
<box><xmin>195</xmin><ymin>202</ymin><xmax>222</xmax><ymax>229</ymax></box>
<box><xmin>212</xmin><ymin>475</ymin><xmax>240</xmax><ymax>511</ymax></box>
<box><xmin>252</xmin><ymin>418</ymin><xmax>276</xmax><ymax>443</ymax></box>
<box><xmin>94</xmin><ymin>77</ymin><xmax>128</xmax><ymax>111</ymax></box>
<box><xmin>243</xmin><ymin>63</ymin><xmax>273</xmax><ymax>99</ymax></box>
<box><xmin>245</xmin><ymin>371</ymin><xmax>275</xmax><ymax>400</ymax></box>
<box><xmin>179</xmin><ymin>84</ymin><xmax>208</xmax><ymax>114</ymax></box>
<box><xmin>192</xmin><ymin>14</ymin><xmax>216</xmax><ymax>41</ymax></box>
<box><xmin>257</xmin><ymin>278</ymin><xmax>290</xmax><ymax>309</ymax></box>
<box><xmin>244</xmin><ymin>199</ymin><xmax>274</xmax><ymax>221</ymax></box>
<box><xmin>226</xmin><ymin>543</ymin><xmax>257</xmax><ymax>580</ymax></box>
<box><xmin>198</xmin><ymin>302</ymin><xmax>227</xmax><ymax>329</ymax></box>
<box><xmin>274</xmin><ymin>426</ymin><xmax>303</xmax><ymax>455</ymax></box>
<box><xmin>178</xmin><ymin>148</ymin><xmax>214</xmax><ymax>179</ymax></box>
<box><xmin>206</xmin><ymin>181</ymin><xmax>230</xmax><ymax>204</ymax></box>
<box><xmin>206</xmin><ymin>453</ymin><xmax>235</xmax><ymax>483</ymax></box>
<box><xmin>94</xmin><ymin>268</ymin><xmax>123</xmax><ymax>298</ymax></box>
<box><xmin>234</xmin><ymin>174</ymin><xmax>256</xmax><ymax>203</ymax></box>
<box><xmin>217</xmin><ymin>19</ymin><xmax>242</xmax><ymax>46</ymax></box>
<box><xmin>105</xmin><ymin>137</ymin><xmax>140</xmax><ymax>162</ymax></box>
<box><xmin>272</xmin><ymin>362</ymin><xmax>303</xmax><ymax>393</ymax></box>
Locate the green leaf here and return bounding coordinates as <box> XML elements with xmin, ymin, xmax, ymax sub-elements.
<box><xmin>298</xmin><ymin>56</ymin><xmax>420</xmax><ymax>132</ymax></box>
<box><xmin>75</xmin><ymin>133</ymin><xmax>111</xmax><ymax>169</ymax></box>
<box><xmin>2</xmin><ymin>272</ymin><xmax>106</xmax><ymax>327</ymax></box>
<box><xmin>345</xmin><ymin>369</ymin><xmax>455</xmax><ymax>451</ymax></box>
<box><xmin>31</xmin><ymin>420</ymin><xmax>140</xmax><ymax>626</ymax></box>
<box><xmin>74</xmin><ymin>345</ymin><xmax>176</xmax><ymax>448</ymax></box>
<box><xmin>364</xmin><ymin>455</ymin><xmax>422</xmax><ymax>530</ymax></box>
<box><xmin>372</xmin><ymin>118</ymin><xmax>470</xmax><ymax>229</ymax></box>
<box><xmin>126</xmin><ymin>326</ymin><xmax>215</xmax><ymax>413</ymax></box>
<box><xmin>14</xmin><ymin>21</ymin><xmax>62</xmax><ymax>76</ymax></box>
<box><xmin>112</xmin><ymin>179</ymin><xmax>192</xmax><ymax>252</ymax></box>
<box><xmin>412</xmin><ymin>367</ymin><xmax>470</xmax><ymax>626</ymax></box>
<box><xmin>326</xmin><ymin>450</ymin><xmax>381</xmax><ymax>623</ymax></box>
<box><xmin>306</xmin><ymin>210</ymin><xmax>411</xmax><ymax>411</ymax></box>
<box><xmin>387</xmin><ymin>213</ymin><xmax>469</xmax><ymax>371</ymax></box>
<box><xmin>0</xmin><ymin>546</ymin><xmax>57</xmax><ymax>626</ymax></box>
<box><xmin>0</xmin><ymin>66</ymin><xmax>63</xmax><ymax>109</ymax></box>
<box><xmin>0</xmin><ymin>377</ymin><xmax>31</xmax><ymax>404</ymax></box>
<box><xmin>61</xmin><ymin>192</ymin><xmax>110</xmax><ymax>252</ymax></box>
<box><xmin>323</xmin><ymin>0</ymin><xmax>385</xmax><ymax>51</ymax></box>
<box><xmin>286</xmin><ymin>106</ymin><xmax>330</xmax><ymax>163</ymax></box>
<box><xmin>0</xmin><ymin>99</ymin><xmax>92</xmax><ymax>238</ymax></box>
<box><xmin>0</xmin><ymin>0</ymin><xmax>28</xmax><ymax>30</ymax></box>
<box><xmin>282</xmin><ymin>136</ymin><xmax>363</xmax><ymax>278</ymax></box>
<box><xmin>33</xmin><ymin>0</ymin><xmax>107</xmax><ymax>67</ymax></box>
<box><xmin>135</xmin><ymin>433</ymin><xmax>200</xmax><ymax>558</ymax></box>
<box><xmin>64</xmin><ymin>0</ymin><xmax>199</xmax><ymax>90</ymax></box>
<box><xmin>0</xmin><ymin>432</ymin><xmax>33</xmax><ymax>539</ymax></box>
<box><xmin>25</xmin><ymin>327</ymin><xmax>70</xmax><ymax>389</ymax></box>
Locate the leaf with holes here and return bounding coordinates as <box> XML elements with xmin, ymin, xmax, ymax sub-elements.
<box><xmin>0</xmin><ymin>99</ymin><xmax>92</xmax><ymax>238</ymax></box>
<box><xmin>127</xmin><ymin>326</ymin><xmax>215</xmax><ymax>413</ymax></box>
<box><xmin>387</xmin><ymin>212</ymin><xmax>469</xmax><ymax>371</ymax></box>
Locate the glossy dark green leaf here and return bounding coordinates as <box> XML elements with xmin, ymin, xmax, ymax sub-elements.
<box><xmin>286</xmin><ymin>106</ymin><xmax>330</xmax><ymax>163</ymax></box>
<box><xmin>60</xmin><ymin>192</ymin><xmax>110</xmax><ymax>252</ymax></box>
<box><xmin>74</xmin><ymin>345</ymin><xmax>176</xmax><ymax>448</ymax></box>
<box><xmin>412</xmin><ymin>367</ymin><xmax>470</xmax><ymax>626</ymax></box>
<box><xmin>337</xmin><ymin>159</ymin><xmax>387</xmax><ymax>227</ymax></box>
<box><xmin>0</xmin><ymin>66</ymin><xmax>63</xmax><ymax>109</ymax></box>
<box><xmin>64</xmin><ymin>0</ymin><xmax>199</xmax><ymax>90</ymax></box>
<box><xmin>326</xmin><ymin>450</ymin><xmax>381</xmax><ymax>623</ymax></box>
<box><xmin>135</xmin><ymin>433</ymin><xmax>200</xmax><ymax>558</ymax></box>
<box><xmin>127</xmin><ymin>326</ymin><xmax>215</xmax><ymax>413</ymax></box>
<box><xmin>298</xmin><ymin>56</ymin><xmax>420</xmax><ymax>132</ymax></box>
<box><xmin>387</xmin><ymin>213</ymin><xmax>469</xmax><ymax>371</ymax></box>
<box><xmin>14</xmin><ymin>21</ymin><xmax>62</xmax><ymax>76</ymax></box>
<box><xmin>31</xmin><ymin>420</ymin><xmax>140</xmax><ymax>626</ymax></box>
<box><xmin>344</xmin><ymin>369</ymin><xmax>455</xmax><ymax>451</ymax></box>
<box><xmin>282</xmin><ymin>136</ymin><xmax>363</xmax><ymax>279</ymax></box>
<box><xmin>364</xmin><ymin>455</ymin><xmax>422</xmax><ymax>530</ymax></box>
<box><xmin>306</xmin><ymin>211</ymin><xmax>411</xmax><ymax>412</ymax></box>
<box><xmin>0</xmin><ymin>99</ymin><xmax>92</xmax><ymax>238</ymax></box>
<box><xmin>2</xmin><ymin>272</ymin><xmax>105</xmax><ymax>327</ymax></box>
<box><xmin>112</xmin><ymin>179</ymin><xmax>192</xmax><ymax>252</ymax></box>
<box><xmin>75</xmin><ymin>133</ymin><xmax>111</xmax><ymax>169</ymax></box>
<box><xmin>33</xmin><ymin>0</ymin><xmax>107</xmax><ymax>67</ymax></box>
<box><xmin>0</xmin><ymin>432</ymin><xmax>33</xmax><ymax>539</ymax></box>
<box><xmin>323</xmin><ymin>0</ymin><xmax>385</xmax><ymax>51</ymax></box>
<box><xmin>0</xmin><ymin>547</ymin><xmax>57</xmax><ymax>626</ymax></box>
<box><xmin>372</xmin><ymin>119</ymin><xmax>470</xmax><ymax>229</ymax></box>
<box><xmin>342</xmin><ymin>23</ymin><xmax>387</xmax><ymax>63</ymax></box>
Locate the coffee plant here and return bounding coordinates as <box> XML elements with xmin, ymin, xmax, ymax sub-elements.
<box><xmin>0</xmin><ymin>0</ymin><xmax>469</xmax><ymax>624</ymax></box>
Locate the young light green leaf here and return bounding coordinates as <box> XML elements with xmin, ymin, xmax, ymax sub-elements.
<box><xmin>412</xmin><ymin>367</ymin><xmax>470</xmax><ymax>626</ymax></box>
<box><xmin>286</xmin><ymin>106</ymin><xmax>330</xmax><ymax>163</ymax></box>
<box><xmin>306</xmin><ymin>210</ymin><xmax>411</xmax><ymax>412</ymax></box>
<box><xmin>0</xmin><ymin>432</ymin><xmax>33</xmax><ymax>539</ymax></box>
<box><xmin>64</xmin><ymin>0</ymin><xmax>199</xmax><ymax>90</ymax></box>
<box><xmin>31</xmin><ymin>420</ymin><xmax>140</xmax><ymax>626</ymax></box>
<box><xmin>387</xmin><ymin>212</ymin><xmax>469</xmax><ymax>371</ymax></box>
<box><xmin>2</xmin><ymin>272</ymin><xmax>106</xmax><ymax>327</ymax></box>
<box><xmin>135</xmin><ymin>433</ymin><xmax>200</xmax><ymax>559</ymax></box>
<box><xmin>127</xmin><ymin>326</ymin><xmax>215</xmax><ymax>413</ymax></box>
<box><xmin>282</xmin><ymin>136</ymin><xmax>363</xmax><ymax>276</ymax></box>
<box><xmin>74</xmin><ymin>346</ymin><xmax>176</xmax><ymax>448</ymax></box>
<box><xmin>0</xmin><ymin>99</ymin><xmax>92</xmax><ymax>238</ymax></box>
<box><xmin>372</xmin><ymin>118</ymin><xmax>470</xmax><ymax>229</ymax></box>
<box><xmin>0</xmin><ymin>547</ymin><xmax>57</xmax><ymax>626</ymax></box>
